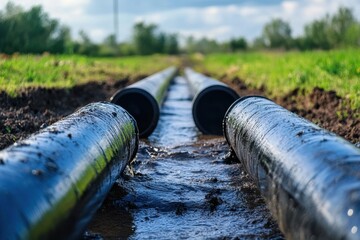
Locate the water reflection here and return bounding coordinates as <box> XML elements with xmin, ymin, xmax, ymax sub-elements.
<box><xmin>85</xmin><ymin>76</ymin><xmax>283</xmax><ymax>239</ymax></box>
<box><xmin>148</xmin><ymin>77</ymin><xmax>199</xmax><ymax>146</ymax></box>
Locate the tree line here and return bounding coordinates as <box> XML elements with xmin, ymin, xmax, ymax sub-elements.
<box><xmin>187</xmin><ymin>7</ymin><xmax>360</xmax><ymax>53</ymax></box>
<box><xmin>0</xmin><ymin>2</ymin><xmax>179</xmax><ymax>56</ymax></box>
<box><xmin>0</xmin><ymin>2</ymin><xmax>359</xmax><ymax>56</ymax></box>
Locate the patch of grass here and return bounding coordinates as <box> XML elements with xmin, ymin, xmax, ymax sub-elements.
<box><xmin>0</xmin><ymin>54</ymin><xmax>179</xmax><ymax>96</ymax></box>
<box><xmin>194</xmin><ymin>49</ymin><xmax>360</xmax><ymax>109</ymax></box>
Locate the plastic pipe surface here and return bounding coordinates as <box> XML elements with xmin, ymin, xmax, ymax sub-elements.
<box><xmin>0</xmin><ymin>102</ymin><xmax>138</xmax><ymax>239</ymax></box>
<box><xmin>224</xmin><ymin>96</ymin><xmax>360</xmax><ymax>240</ymax></box>
<box><xmin>111</xmin><ymin>66</ymin><xmax>177</xmax><ymax>138</ymax></box>
<box><xmin>185</xmin><ymin>68</ymin><xmax>239</xmax><ymax>135</ymax></box>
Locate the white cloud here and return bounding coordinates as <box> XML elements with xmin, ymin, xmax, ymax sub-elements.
<box><xmin>282</xmin><ymin>1</ymin><xmax>298</xmax><ymax>15</ymax></box>
<box><xmin>203</xmin><ymin>6</ymin><xmax>222</xmax><ymax>25</ymax></box>
<box><xmin>1</xmin><ymin>0</ymin><xmax>360</xmax><ymax>43</ymax></box>
<box><xmin>238</xmin><ymin>6</ymin><xmax>260</xmax><ymax>16</ymax></box>
<box><xmin>0</xmin><ymin>0</ymin><xmax>137</xmax><ymax>42</ymax></box>
<box><xmin>130</xmin><ymin>0</ymin><xmax>360</xmax><ymax>41</ymax></box>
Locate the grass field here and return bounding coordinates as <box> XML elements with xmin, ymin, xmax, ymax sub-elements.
<box><xmin>1</xmin><ymin>51</ymin><xmax>359</xmax><ymax>109</ymax></box>
<box><xmin>0</xmin><ymin>54</ymin><xmax>178</xmax><ymax>96</ymax></box>
<box><xmin>194</xmin><ymin>49</ymin><xmax>360</xmax><ymax>109</ymax></box>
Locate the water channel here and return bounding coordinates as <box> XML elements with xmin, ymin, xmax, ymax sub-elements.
<box><xmin>85</xmin><ymin>76</ymin><xmax>283</xmax><ymax>239</ymax></box>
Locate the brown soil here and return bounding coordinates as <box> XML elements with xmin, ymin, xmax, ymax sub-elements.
<box><xmin>0</xmin><ymin>79</ymin><xmax>129</xmax><ymax>150</ymax></box>
<box><xmin>0</xmin><ymin>75</ymin><xmax>359</xmax><ymax>150</ymax></box>
<box><xmin>227</xmin><ymin>76</ymin><xmax>360</xmax><ymax>144</ymax></box>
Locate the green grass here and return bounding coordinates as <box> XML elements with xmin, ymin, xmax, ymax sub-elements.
<box><xmin>194</xmin><ymin>49</ymin><xmax>360</xmax><ymax>109</ymax></box>
<box><xmin>0</xmin><ymin>54</ymin><xmax>179</xmax><ymax>96</ymax></box>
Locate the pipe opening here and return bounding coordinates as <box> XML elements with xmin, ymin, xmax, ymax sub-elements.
<box><xmin>193</xmin><ymin>86</ymin><xmax>239</xmax><ymax>135</ymax></box>
<box><xmin>111</xmin><ymin>89</ymin><xmax>159</xmax><ymax>138</ymax></box>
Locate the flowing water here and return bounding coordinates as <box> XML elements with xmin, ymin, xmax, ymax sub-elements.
<box><xmin>85</xmin><ymin>77</ymin><xmax>283</xmax><ymax>239</ymax></box>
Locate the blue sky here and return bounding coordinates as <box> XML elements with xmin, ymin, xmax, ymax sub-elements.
<box><xmin>1</xmin><ymin>0</ymin><xmax>359</xmax><ymax>43</ymax></box>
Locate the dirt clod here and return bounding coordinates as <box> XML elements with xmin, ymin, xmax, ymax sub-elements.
<box><xmin>228</xmin><ymin>77</ymin><xmax>360</xmax><ymax>144</ymax></box>
<box><xmin>175</xmin><ymin>203</ymin><xmax>187</xmax><ymax>215</ymax></box>
<box><xmin>0</xmin><ymin>79</ymin><xmax>128</xmax><ymax>150</ymax></box>
<box><xmin>296</xmin><ymin>131</ymin><xmax>304</xmax><ymax>137</ymax></box>
<box><xmin>205</xmin><ymin>189</ymin><xmax>223</xmax><ymax>211</ymax></box>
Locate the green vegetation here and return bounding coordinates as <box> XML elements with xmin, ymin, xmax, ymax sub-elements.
<box><xmin>0</xmin><ymin>2</ymin><xmax>180</xmax><ymax>56</ymax></box>
<box><xmin>194</xmin><ymin>49</ymin><xmax>360</xmax><ymax>109</ymax></box>
<box><xmin>0</xmin><ymin>54</ymin><xmax>178</xmax><ymax>95</ymax></box>
<box><xmin>1</xmin><ymin>2</ymin><xmax>359</xmax><ymax>56</ymax></box>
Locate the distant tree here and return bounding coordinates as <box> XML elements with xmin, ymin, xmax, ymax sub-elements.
<box><xmin>133</xmin><ymin>22</ymin><xmax>158</xmax><ymax>55</ymax></box>
<box><xmin>0</xmin><ymin>2</ymin><xmax>74</xmax><ymax>54</ymax></box>
<box><xmin>164</xmin><ymin>34</ymin><xmax>179</xmax><ymax>54</ymax></box>
<box><xmin>75</xmin><ymin>30</ymin><xmax>99</xmax><ymax>56</ymax></box>
<box><xmin>132</xmin><ymin>22</ymin><xmax>179</xmax><ymax>55</ymax></box>
<box><xmin>329</xmin><ymin>7</ymin><xmax>357</xmax><ymax>47</ymax></box>
<box><xmin>98</xmin><ymin>34</ymin><xmax>118</xmax><ymax>56</ymax></box>
<box><xmin>155</xmin><ymin>32</ymin><xmax>166</xmax><ymax>53</ymax></box>
<box><xmin>185</xmin><ymin>36</ymin><xmax>196</xmax><ymax>53</ymax></box>
<box><xmin>291</xmin><ymin>36</ymin><xmax>307</xmax><ymax>50</ymax></box>
<box><xmin>23</xmin><ymin>6</ymin><xmax>58</xmax><ymax>53</ymax></box>
<box><xmin>119</xmin><ymin>42</ymin><xmax>135</xmax><ymax>56</ymax></box>
<box><xmin>252</xmin><ymin>36</ymin><xmax>266</xmax><ymax>49</ymax></box>
<box><xmin>303</xmin><ymin>7</ymin><xmax>359</xmax><ymax>49</ymax></box>
<box><xmin>50</xmin><ymin>26</ymin><xmax>73</xmax><ymax>54</ymax></box>
<box><xmin>1</xmin><ymin>1</ymin><xmax>22</xmax><ymax>18</ymax></box>
<box><xmin>229</xmin><ymin>37</ymin><xmax>247</xmax><ymax>52</ymax></box>
<box><xmin>262</xmin><ymin>18</ymin><xmax>292</xmax><ymax>49</ymax></box>
<box><xmin>103</xmin><ymin>34</ymin><xmax>117</xmax><ymax>48</ymax></box>
<box><xmin>304</xmin><ymin>18</ymin><xmax>332</xmax><ymax>49</ymax></box>
<box><xmin>344</xmin><ymin>23</ymin><xmax>360</xmax><ymax>47</ymax></box>
<box><xmin>185</xmin><ymin>37</ymin><xmax>225</xmax><ymax>54</ymax></box>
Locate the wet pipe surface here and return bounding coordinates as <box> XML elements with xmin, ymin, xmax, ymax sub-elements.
<box><xmin>85</xmin><ymin>77</ymin><xmax>283</xmax><ymax>239</ymax></box>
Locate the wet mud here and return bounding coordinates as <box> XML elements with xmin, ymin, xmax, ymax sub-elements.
<box><xmin>0</xmin><ymin>71</ymin><xmax>358</xmax><ymax>239</ymax></box>
<box><xmin>276</xmin><ymin>87</ymin><xmax>360</xmax><ymax>144</ymax></box>
<box><xmin>227</xmin><ymin>76</ymin><xmax>360</xmax><ymax>144</ymax></box>
<box><xmin>85</xmin><ymin>77</ymin><xmax>283</xmax><ymax>239</ymax></box>
<box><xmin>224</xmin><ymin>96</ymin><xmax>360</xmax><ymax>239</ymax></box>
<box><xmin>0</xmin><ymin>79</ymin><xmax>128</xmax><ymax>150</ymax></box>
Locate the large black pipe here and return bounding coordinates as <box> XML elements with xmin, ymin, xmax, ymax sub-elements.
<box><xmin>0</xmin><ymin>102</ymin><xmax>138</xmax><ymax>239</ymax></box>
<box><xmin>224</xmin><ymin>96</ymin><xmax>360</xmax><ymax>240</ymax></box>
<box><xmin>111</xmin><ymin>66</ymin><xmax>177</xmax><ymax>137</ymax></box>
<box><xmin>184</xmin><ymin>68</ymin><xmax>239</xmax><ymax>135</ymax></box>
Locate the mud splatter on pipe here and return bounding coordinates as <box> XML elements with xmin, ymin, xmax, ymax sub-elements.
<box><xmin>224</xmin><ymin>96</ymin><xmax>360</xmax><ymax>240</ymax></box>
<box><xmin>0</xmin><ymin>102</ymin><xmax>138</xmax><ymax>239</ymax></box>
<box><xmin>111</xmin><ymin>66</ymin><xmax>177</xmax><ymax>138</ymax></box>
<box><xmin>185</xmin><ymin>68</ymin><xmax>239</xmax><ymax>135</ymax></box>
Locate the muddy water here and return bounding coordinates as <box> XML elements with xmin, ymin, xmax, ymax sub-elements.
<box><xmin>85</xmin><ymin>77</ymin><xmax>283</xmax><ymax>239</ymax></box>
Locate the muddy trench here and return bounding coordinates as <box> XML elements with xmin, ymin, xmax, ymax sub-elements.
<box><xmin>0</xmin><ymin>72</ymin><xmax>359</xmax><ymax>239</ymax></box>
<box><xmin>84</xmin><ymin>76</ymin><xmax>283</xmax><ymax>239</ymax></box>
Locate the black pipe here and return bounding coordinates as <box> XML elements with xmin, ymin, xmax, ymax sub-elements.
<box><xmin>111</xmin><ymin>66</ymin><xmax>177</xmax><ymax>137</ymax></box>
<box><xmin>184</xmin><ymin>68</ymin><xmax>239</xmax><ymax>135</ymax></box>
<box><xmin>223</xmin><ymin>96</ymin><xmax>360</xmax><ymax>240</ymax></box>
<box><xmin>0</xmin><ymin>102</ymin><xmax>138</xmax><ymax>239</ymax></box>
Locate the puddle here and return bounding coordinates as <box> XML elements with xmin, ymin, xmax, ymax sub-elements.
<box><xmin>85</xmin><ymin>77</ymin><xmax>283</xmax><ymax>239</ymax></box>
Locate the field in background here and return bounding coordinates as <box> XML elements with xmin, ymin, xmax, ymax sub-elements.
<box><xmin>194</xmin><ymin>49</ymin><xmax>360</xmax><ymax>109</ymax></box>
<box><xmin>0</xmin><ymin>54</ymin><xmax>178</xmax><ymax>95</ymax></box>
<box><xmin>1</xmin><ymin>51</ymin><xmax>359</xmax><ymax>109</ymax></box>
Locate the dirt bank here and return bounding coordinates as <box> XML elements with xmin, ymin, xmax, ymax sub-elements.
<box><xmin>0</xmin><ymin>76</ymin><xmax>359</xmax><ymax>150</ymax></box>
<box><xmin>0</xmin><ymin>74</ymin><xmax>358</xmax><ymax>239</ymax></box>
<box><xmin>0</xmin><ymin>79</ymin><xmax>128</xmax><ymax>150</ymax></box>
<box><xmin>228</xmin><ymin>76</ymin><xmax>360</xmax><ymax>145</ymax></box>
<box><xmin>1</xmin><ymin>75</ymin><xmax>359</xmax><ymax>150</ymax></box>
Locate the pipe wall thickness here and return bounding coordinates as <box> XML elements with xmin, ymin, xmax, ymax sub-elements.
<box><xmin>224</xmin><ymin>96</ymin><xmax>360</xmax><ymax>240</ymax></box>
<box><xmin>111</xmin><ymin>66</ymin><xmax>177</xmax><ymax>137</ymax></box>
<box><xmin>0</xmin><ymin>102</ymin><xmax>138</xmax><ymax>239</ymax></box>
<box><xmin>185</xmin><ymin>68</ymin><xmax>239</xmax><ymax>135</ymax></box>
